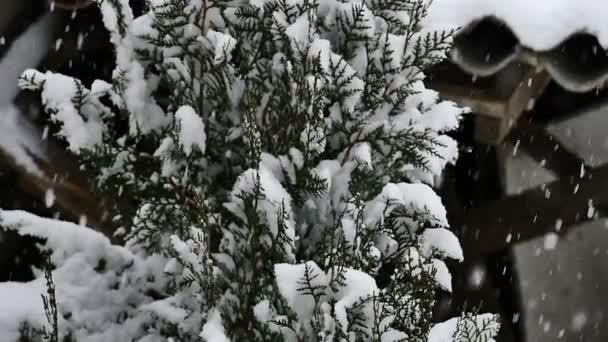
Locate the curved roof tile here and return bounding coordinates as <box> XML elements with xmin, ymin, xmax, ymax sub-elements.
<box><xmin>427</xmin><ymin>0</ymin><xmax>608</xmax><ymax>50</ymax></box>
<box><xmin>426</xmin><ymin>0</ymin><xmax>608</xmax><ymax>92</ymax></box>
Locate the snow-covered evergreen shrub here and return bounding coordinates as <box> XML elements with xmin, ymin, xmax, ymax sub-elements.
<box><xmin>0</xmin><ymin>0</ymin><xmax>500</xmax><ymax>341</ymax></box>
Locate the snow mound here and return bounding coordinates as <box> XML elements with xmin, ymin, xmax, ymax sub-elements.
<box><xmin>0</xmin><ymin>210</ymin><xmax>169</xmax><ymax>341</ymax></box>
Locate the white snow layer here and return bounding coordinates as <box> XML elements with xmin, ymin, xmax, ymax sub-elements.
<box><xmin>225</xmin><ymin>164</ymin><xmax>296</xmax><ymax>259</ymax></box>
<box><xmin>175</xmin><ymin>105</ymin><xmax>207</xmax><ymax>156</ymax></box>
<box><xmin>365</xmin><ymin>182</ymin><xmax>448</xmax><ymax>227</ymax></box>
<box><xmin>23</xmin><ymin>70</ymin><xmax>105</xmax><ymax>152</ymax></box>
<box><xmin>200</xmin><ymin>309</ymin><xmax>230</xmax><ymax>342</ymax></box>
<box><xmin>428</xmin><ymin>314</ymin><xmax>499</xmax><ymax>342</ymax></box>
<box><xmin>0</xmin><ymin>210</ymin><xmax>169</xmax><ymax>341</ymax></box>
<box><xmin>421</xmin><ymin>228</ymin><xmax>464</xmax><ymax>261</ymax></box>
<box><xmin>0</xmin><ymin>280</ymin><xmax>46</xmax><ymax>341</ymax></box>
<box><xmin>427</xmin><ymin>0</ymin><xmax>608</xmax><ymax>50</ymax></box>
<box><xmin>274</xmin><ymin>261</ymin><xmax>379</xmax><ymax>331</ymax></box>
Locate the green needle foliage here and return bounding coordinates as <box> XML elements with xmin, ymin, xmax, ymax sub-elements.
<box><xmin>4</xmin><ymin>0</ymin><xmax>500</xmax><ymax>341</ymax></box>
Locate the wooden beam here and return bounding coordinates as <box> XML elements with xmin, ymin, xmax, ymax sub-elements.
<box><xmin>428</xmin><ymin>62</ymin><xmax>550</xmax><ymax>145</ymax></box>
<box><xmin>508</xmin><ymin>122</ymin><xmax>587</xmax><ymax>178</ymax></box>
<box><xmin>461</xmin><ymin>161</ymin><xmax>606</xmax><ymax>258</ymax></box>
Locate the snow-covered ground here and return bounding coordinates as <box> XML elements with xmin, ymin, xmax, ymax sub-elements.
<box><xmin>506</xmin><ymin>102</ymin><xmax>608</xmax><ymax>342</ymax></box>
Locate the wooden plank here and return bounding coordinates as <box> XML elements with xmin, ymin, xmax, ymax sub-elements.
<box><xmin>475</xmin><ymin>68</ymin><xmax>549</xmax><ymax>145</ymax></box>
<box><xmin>428</xmin><ymin>62</ymin><xmax>510</xmax><ymax>117</ymax></box>
<box><xmin>508</xmin><ymin>122</ymin><xmax>587</xmax><ymax>178</ymax></box>
<box><xmin>461</xmin><ymin>161</ymin><xmax>607</xmax><ymax>258</ymax></box>
<box><xmin>428</xmin><ymin>62</ymin><xmax>550</xmax><ymax>145</ymax></box>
